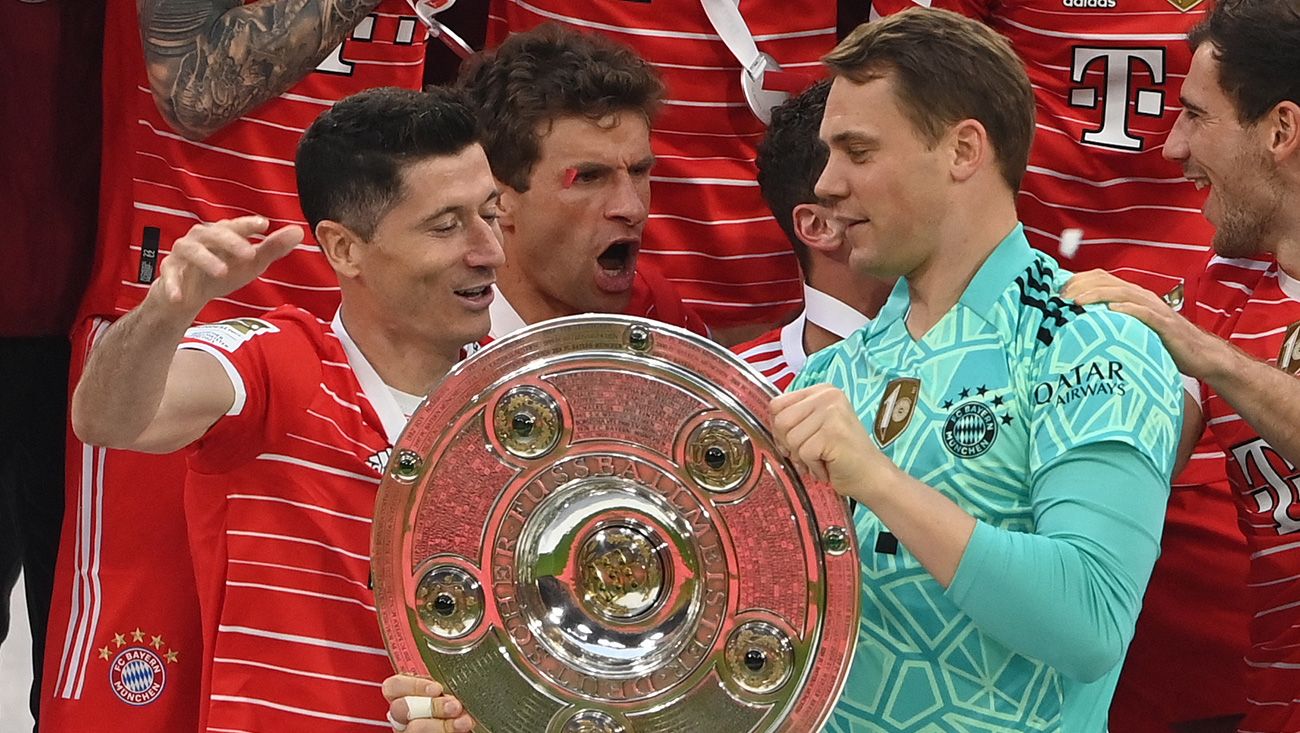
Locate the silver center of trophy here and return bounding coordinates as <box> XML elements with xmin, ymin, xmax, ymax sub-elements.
<box><xmin>576</xmin><ymin>525</ymin><xmax>665</xmax><ymax>621</ymax></box>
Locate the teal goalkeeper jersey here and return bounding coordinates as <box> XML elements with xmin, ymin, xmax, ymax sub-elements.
<box><xmin>793</xmin><ymin>226</ymin><xmax>1182</xmax><ymax>732</ymax></box>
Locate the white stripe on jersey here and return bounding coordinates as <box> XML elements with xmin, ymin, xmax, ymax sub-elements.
<box><xmin>1250</xmin><ymin>539</ymin><xmax>1300</xmax><ymax>560</ymax></box>
<box><xmin>1024</xmin><ymin>164</ymin><xmax>1189</xmax><ymax>188</ymax></box>
<box><xmin>1023</xmin><ymin>225</ymin><xmax>1207</xmax><ymax>251</ymax></box>
<box><xmin>212</xmin><ymin>656</ymin><xmax>382</xmax><ymax>687</ymax></box>
<box><xmin>1229</xmin><ymin>326</ymin><xmax>1290</xmax><ymax>340</ymax></box>
<box><xmin>227</xmin><ymin>559</ymin><xmax>371</xmax><ymax>591</ymax></box>
<box><xmin>208</xmin><ymin>694</ymin><xmax>389</xmax><ymax>727</ymax></box>
<box><xmin>286</xmin><ymin>431</ymin><xmax>371</xmax><ymax>460</ymax></box>
<box><xmin>138</xmin><ymin>120</ymin><xmax>295</xmax><ymax>167</ymax></box>
<box><xmin>306</xmin><ymin>408</ymin><xmax>385</xmax><ymax>453</ymax></box>
<box><xmin>227</xmin><ymin>530</ymin><xmax>371</xmax><ymax>561</ymax></box>
<box><xmin>225</xmin><ymin>581</ymin><xmax>376</xmax><ymax>612</ymax></box>
<box><xmin>135</xmin><ymin>151</ymin><xmax>299</xmax><ymax>198</ymax></box>
<box><xmin>227</xmin><ymin>493</ymin><xmax>371</xmax><ymax>523</ymax></box>
<box><xmin>54</xmin><ymin>319</ymin><xmax>111</xmax><ymax>699</ymax></box>
<box><xmin>639</xmin><ymin>248</ymin><xmax>791</xmax><ymax>261</ymax></box>
<box><xmin>1018</xmin><ymin>188</ymin><xmax>1203</xmax><ymax>216</ymax></box>
<box><xmin>649</xmin><ymin>213</ymin><xmax>773</xmax><ymax>225</ymax></box>
<box><xmin>662</xmin><ymin>99</ymin><xmax>749</xmax><ymax>108</ymax></box>
<box><xmin>316</xmin><ymin>385</ymin><xmax>366</xmax><ymax>417</ymax></box>
<box><xmin>217</xmin><ymin>624</ymin><xmax>388</xmax><ymax>655</ymax></box>
<box><xmin>999</xmin><ymin>17</ymin><xmax>1190</xmax><ymax>41</ymax></box>
<box><xmin>684</xmin><ymin>297</ymin><xmax>803</xmax><ymax>308</ymax></box>
<box><xmin>505</xmin><ymin>0</ymin><xmax>834</xmax><ymax>42</ymax></box>
<box><xmin>650</xmin><ymin>175</ymin><xmax>758</xmax><ymax>187</ymax></box>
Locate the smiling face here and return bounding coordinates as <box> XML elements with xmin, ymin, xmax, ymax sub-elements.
<box><xmin>359</xmin><ymin>143</ymin><xmax>505</xmax><ymax>354</ymax></box>
<box><xmin>1164</xmin><ymin>43</ymin><xmax>1283</xmax><ymax>258</ymax></box>
<box><xmin>498</xmin><ymin>112</ymin><xmax>654</xmax><ymax>319</ymax></box>
<box><xmin>813</xmin><ymin>74</ymin><xmax>950</xmax><ymax>280</ymax></box>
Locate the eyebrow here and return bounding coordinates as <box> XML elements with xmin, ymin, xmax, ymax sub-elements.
<box><xmin>571</xmin><ymin>155</ymin><xmax>657</xmax><ymax>174</ymax></box>
<box><xmin>415</xmin><ymin>189</ymin><xmax>501</xmax><ymax>229</ymax></box>
<box><xmin>1180</xmin><ymin>95</ymin><xmax>1209</xmax><ymax>116</ymax></box>
<box><xmin>828</xmin><ymin>130</ymin><xmax>878</xmax><ymax>148</ymax></box>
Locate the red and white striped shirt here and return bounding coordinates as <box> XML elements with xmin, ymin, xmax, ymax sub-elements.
<box><xmin>487</xmin><ymin>0</ymin><xmax>837</xmax><ymax>331</ymax></box>
<box><xmin>733</xmin><ymin>285</ymin><xmax>870</xmax><ymax>391</ymax></box>
<box><xmin>179</xmin><ymin>307</ymin><xmax>410</xmax><ymax>731</ymax></box>
<box><xmin>1187</xmin><ymin>254</ymin><xmax>1300</xmax><ymax>728</ymax></box>
<box><xmin>81</xmin><ymin>0</ymin><xmax>428</xmax><ymax>326</ymax></box>
<box><xmin>869</xmin><ymin>0</ymin><xmax>1214</xmax><ymax>291</ymax></box>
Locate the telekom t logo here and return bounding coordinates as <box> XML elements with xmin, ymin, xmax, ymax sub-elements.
<box><xmin>1232</xmin><ymin>438</ymin><xmax>1300</xmax><ymax>535</ymax></box>
<box><xmin>317</xmin><ymin>14</ymin><xmax>422</xmax><ymax>76</ymax></box>
<box><xmin>1069</xmin><ymin>47</ymin><xmax>1168</xmax><ymax>151</ymax></box>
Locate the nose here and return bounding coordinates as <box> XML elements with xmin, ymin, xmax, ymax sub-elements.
<box><xmin>468</xmin><ymin>214</ymin><xmax>506</xmax><ymax>270</ymax></box>
<box><xmin>606</xmin><ymin>171</ymin><xmax>650</xmax><ymax>227</ymax></box>
<box><xmin>814</xmin><ymin>152</ymin><xmax>849</xmax><ymax>205</ymax></box>
<box><xmin>1163</xmin><ymin>111</ymin><xmax>1191</xmax><ymax>164</ymax></box>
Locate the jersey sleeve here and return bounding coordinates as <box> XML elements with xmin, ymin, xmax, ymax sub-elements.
<box><xmin>1027</xmin><ymin>307</ymin><xmax>1183</xmax><ymax>482</ymax></box>
<box><xmin>178</xmin><ymin>313</ymin><xmax>322</xmax><ymax>473</ymax></box>
<box><xmin>869</xmin><ymin>0</ymin><xmax>997</xmax><ymax>22</ymax></box>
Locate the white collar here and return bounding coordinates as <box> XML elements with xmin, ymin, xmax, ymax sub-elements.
<box><xmin>331</xmin><ymin>309</ymin><xmax>408</xmax><ymax>446</ymax></box>
<box><xmin>777</xmin><ymin>285</ymin><xmax>871</xmax><ymax>374</ymax></box>
<box><xmin>488</xmin><ymin>286</ymin><xmax>528</xmax><ymax>339</ymax></box>
<box><xmin>1277</xmin><ymin>265</ymin><xmax>1300</xmax><ymax>305</ymax></box>
<box><xmin>804</xmin><ymin>284</ymin><xmax>871</xmax><ymax>339</ymax></box>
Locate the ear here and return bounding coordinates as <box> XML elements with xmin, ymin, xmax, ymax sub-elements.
<box><xmin>1268</xmin><ymin>101</ymin><xmax>1300</xmax><ymax>164</ymax></box>
<box><xmin>315</xmin><ymin>220</ymin><xmax>364</xmax><ymax>280</ymax></box>
<box><xmin>793</xmin><ymin>203</ymin><xmax>843</xmax><ymax>256</ymax></box>
<box><xmin>948</xmin><ymin>119</ymin><xmax>988</xmax><ymax>184</ymax></box>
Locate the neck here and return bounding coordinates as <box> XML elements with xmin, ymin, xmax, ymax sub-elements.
<box><xmin>1272</xmin><ymin>196</ymin><xmax>1300</xmax><ymax>277</ymax></box>
<box><xmin>803</xmin><ymin>321</ymin><xmax>840</xmax><ymax>355</ymax></box>
<box><xmin>339</xmin><ymin>306</ymin><xmax>458</xmax><ymax>396</ymax></box>
<box><xmin>497</xmin><ymin>257</ymin><xmax>572</xmax><ymax>325</ymax></box>
<box><xmin>904</xmin><ymin>198</ymin><xmax>1018</xmax><ymax>339</ymax></box>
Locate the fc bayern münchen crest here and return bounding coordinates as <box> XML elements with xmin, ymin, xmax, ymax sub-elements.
<box><xmin>109</xmin><ymin>646</ymin><xmax>166</xmax><ymax>705</ymax></box>
<box><xmin>943</xmin><ymin>402</ymin><xmax>998</xmax><ymax>458</ymax></box>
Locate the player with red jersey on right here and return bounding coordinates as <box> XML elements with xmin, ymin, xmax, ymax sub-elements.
<box><xmin>866</xmin><ymin>2</ymin><xmax>1248</xmax><ymax>729</ymax></box>
<box><xmin>42</xmin><ymin>2</ymin><xmax>428</xmax><ymax>730</ymax></box>
<box><xmin>1066</xmin><ymin>4</ymin><xmax>1300</xmax><ymax>729</ymax></box>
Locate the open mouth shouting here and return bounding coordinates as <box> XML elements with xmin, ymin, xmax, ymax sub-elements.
<box><xmin>594</xmin><ymin>237</ymin><xmax>640</xmax><ymax>293</ymax></box>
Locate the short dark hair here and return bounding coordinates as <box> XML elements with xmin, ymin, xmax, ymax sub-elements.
<box><xmin>295</xmin><ymin>86</ymin><xmax>478</xmax><ymax>238</ymax></box>
<box><xmin>457</xmin><ymin>24</ymin><xmax>663</xmax><ymax>192</ymax></box>
<box><xmin>824</xmin><ymin>8</ymin><xmax>1035</xmax><ymax>191</ymax></box>
<box><xmin>756</xmin><ymin>80</ymin><xmax>831</xmax><ymax>269</ymax></box>
<box><xmin>1188</xmin><ymin>0</ymin><xmax>1300</xmax><ymax>124</ymax></box>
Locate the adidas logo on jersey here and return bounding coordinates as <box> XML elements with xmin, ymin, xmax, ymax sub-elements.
<box><xmin>1063</xmin><ymin>0</ymin><xmax>1118</xmax><ymax>7</ymax></box>
<box><xmin>367</xmin><ymin>448</ymin><xmax>392</xmax><ymax>475</ymax></box>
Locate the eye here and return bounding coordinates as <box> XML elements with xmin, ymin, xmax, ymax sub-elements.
<box><xmin>847</xmin><ymin>148</ymin><xmax>872</xmax><ymax>164</ymax></box>
<box><xmin>430</xmin><ymin>218</ymin><xmax>460</xmax><ymax>235</ymax></box>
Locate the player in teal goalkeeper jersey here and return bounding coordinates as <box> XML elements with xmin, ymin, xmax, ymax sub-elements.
<box><xmin>771</xmin><ymin>9</ymin><xmax>1186</xmax><ymax>732</ymax></box>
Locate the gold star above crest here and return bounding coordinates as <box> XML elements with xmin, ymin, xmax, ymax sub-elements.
<box><xmin>150</xmin><ymin>635</ymin><xmax>164</xmax><ymax>650</ymax></box>
<box><xmin>164</xmin><ymin>649</ymin><xmax>179</xmax><ymax>664</ymax></box>
<box><xmin>113</xmin><ymin>633</ymin><xmax>126</xmax><ymax>648</ymax></box>
<box><xmin>98</xmin><ymin>646</ymin><xmax>111</xmax><ymax>661</ymax></box>
<box><xmin>131</xmin><ymin>628</ymin><xmax>145</xmax><ymax>642</ymax></box>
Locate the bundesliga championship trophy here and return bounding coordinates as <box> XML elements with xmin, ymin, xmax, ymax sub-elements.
<box><xmin>372</xmin><ymin>315</ymin><xmax>859</xmax><ymax>732</ymax></box>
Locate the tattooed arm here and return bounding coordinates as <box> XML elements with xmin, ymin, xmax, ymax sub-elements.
<box><xmin>137</xmin><ymin>0</ymin><xmax>383</xmax><ymax>140</ymax></box>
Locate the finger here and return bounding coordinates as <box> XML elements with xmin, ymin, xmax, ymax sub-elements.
<box><xmin>406</xmin><ymin>715</ymin><xmax>475</xmax><ymax>733</ymax></box>
<box><xmin>382</xmin><ymin>675</ymin><xmax>443</xmax><ymax>702</ymax></box>
<box><xmin>395</xmin><ymin>695</ymin><xmax>463</xmax><ymax>721</ymax></box>
<box><xmin>253</xmin><ymin>224</ymin><xmax>305</xmax><ymax>268</ymax></box>
<box><xmin>197</xmin><ymin>224</ymin><xmax>261</xmax><ymax>266</ymax></box>
<box><xmin>1067</xmin><ymin>284</ymin><xmax>1147</xmax><ymax>308</ymax></box>
<box><xmin>170</xmin><ymin>239</ymin><xmax>231</xmax><ymax>280</ymax></box>
<box><xmin>212</xmin><ymin>215</ymin><xmax>273</xmax><ymax>239</ymax></box>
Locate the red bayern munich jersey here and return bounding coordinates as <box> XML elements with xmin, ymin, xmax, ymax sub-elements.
<box><xmin>487</xmin><ymin>0</ymin><xmax>837</xmax><ymax>330</ymax></box>
<box><xmin>734</xmin><ymin>320</ymin><xmax>801</xmax><ymax>391</ymax></box>
<box><xmin>81</xmin><ymin>0</ymin><xmax>428</xmax><ymax>326</ymax></box>
<box><xmin>179</xmin><ymin>306</ymin><xmax>404</xmax><ymax>731</ymax></box>
<box><xmin>1187</xmin><ymin>254</ymin><xmax>1300</xmax><ymax>729</ymax></box>
<box><xmin>869</xmin><ymin>0</ymin><xmax>1214</xmax><ymax>292</ymax></box>
<box><xmin>487</xmin><ymin>264</ymin><xmax>710</xmax><ymax>340</ymax></box>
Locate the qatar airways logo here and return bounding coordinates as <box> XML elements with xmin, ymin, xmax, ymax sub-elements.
<box><xmin>1069</xmin><ymin>47</ymin><xmax>1168</xmax><ymax>151</ymax></box>
<box><xmin>1232</xmin><ymin>439</ymin><xmax>1300</xmax><ymax>535</ymax></box>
